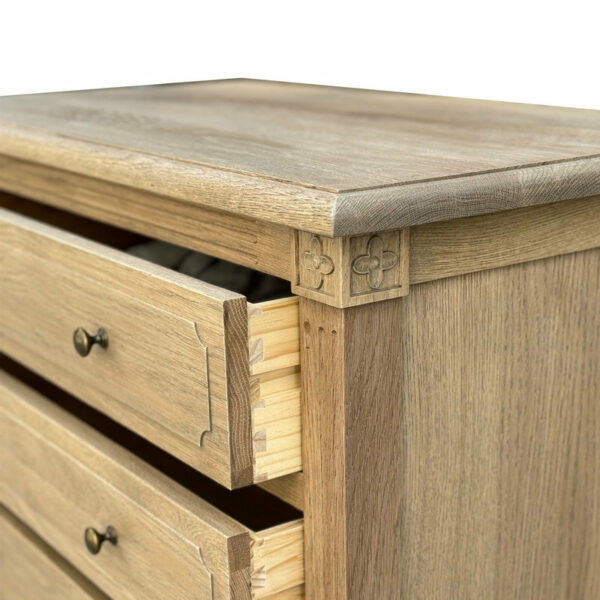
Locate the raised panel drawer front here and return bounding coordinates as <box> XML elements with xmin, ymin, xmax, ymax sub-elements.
<box><xmin>0</xmin><ymin>207</ymin><xmax>301</xmax><ymax>488</ymax></box>
<box><xmin>0</xmin><ymin>371</ymin><xmax>304</xmax><ymax>600</ymax></box>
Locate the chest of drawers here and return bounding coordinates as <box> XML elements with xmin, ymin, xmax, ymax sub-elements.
<box><xmin>0</xmin><ymin>80</ymin><xmax>599</xmax><ymax>599</ymax></box>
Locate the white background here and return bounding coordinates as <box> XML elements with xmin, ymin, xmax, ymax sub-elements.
<box><xmin>1</xmin><ymin>0</ymin><xmax>598</xmax><ymax>109</ymax></box>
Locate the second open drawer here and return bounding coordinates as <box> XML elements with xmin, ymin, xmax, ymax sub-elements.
<box><xmin>0</xmin><ymin>207</ymin><xmax>301</xmax><ymax>488</ymax></box>
<box><xmin>0</xmin><ymin>368</ymin><xmax>304</xmax><ymax>599</ymax></box>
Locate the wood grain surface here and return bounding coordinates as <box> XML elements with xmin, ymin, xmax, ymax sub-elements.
<box><xmin>300</xmin><ymin>247</ymin><xmax>599</xmax><ymax>599</ymax></box>
<box><xmin>1</xmin><ymin>506</ymin><xmax>110</xmax><ymax>600</ymax></box>
<box><xmin>258</xmin><ymin>473</ymin><xmax>304</xmax><ymax>511</ymax></box>
<box><xmin>0</xmin><ymin>156</ymin><xmax>292</xmax><ymax>279</ymax></box>
<box><xmin>396</xmin><ymin>248</ymin><xmax>600</xmax><ymax>599</ymax></box>
<box><xmin>410</xmin><ymin>194</ymin><xmax>600</xmax><ymax>284</ymax></box>
<box><xmin>300</xmin><ymin>298</ymin><xmax>404</xmax><ymax>599</ymax></box>
<box><xmin>3</xmin><ymin>177</ymin><xmax>600</xmax><ymax>292</ymax></box>
<box><xmin>0</xmin><ymin>208</ymin><xmax>301</xmax><ymax>488</ymax></box>
<box><xmin>1</xmin><ymin>80</ymin><xmax>599</xmax><ymax>235</ymax></box>
<box><xmin>251</xmin><ymin>520</ymin><xmax>304</xmax><ymax>598</ymax></box>
<box><xmin>0</xmin><ymin>371</ymin><xmax>249</xmax><ymax>600</ymax></box>
<box><xmin>0</xmin><ymin>371</ymin><xmax>304</xmax><ymax>599</ymax></box>
<box><xmin>249</xmin><ymin>298</ymin><xmax>302</xmax><ymax>483</ymax></box>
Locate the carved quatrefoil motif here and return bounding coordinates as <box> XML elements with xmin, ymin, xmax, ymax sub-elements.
<box><xmin>301</xmin><ymin>235</ymin><xmax>334</xmax><ymax>290</ymax></box>
<box><xmin>352</xmin><ymin>235</ymin><xmax>398</xmax><ymax>289</ymax></box>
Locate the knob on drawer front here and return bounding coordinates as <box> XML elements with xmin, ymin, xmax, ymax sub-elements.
<box><xmin>84</xmin><ymin>525</ymin><xmax>118</xmax><ymax>555</ymax></box>
<box><xmin>73</xmin><ymin>327</ymin><xmax>108</xmax><ymax>357</ymax></box>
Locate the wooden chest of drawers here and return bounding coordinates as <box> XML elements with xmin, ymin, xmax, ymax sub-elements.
<box><xmin>0</xmin><ymin>80</ymin><xmax>599</xmax><ymax>599</ymax></box>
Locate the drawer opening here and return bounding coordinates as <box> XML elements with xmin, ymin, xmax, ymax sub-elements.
<box><xmin>0</xmin><ymin>353</ymin><xmax>301</xmax><ymax>531</ymax></box>
<box><xmin>0</xmin><ymin>193</ymin><xmax>302</xmax><ymax>490</ymax></box>
<box><xmin>1</xmin><ymin>357</ymin><xmax>304</xmax><ymax>598</ymax></box>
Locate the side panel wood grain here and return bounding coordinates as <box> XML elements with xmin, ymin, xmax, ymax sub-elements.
<box><xmin>251</xmin><ymin>520</ymin><xmax>304</xmax><ymax>598</ymax></box>
<box><xmin>301</xmin><ymin>248</ymin><xmax>600</xmax><ymax>599</ymax></box>
<box><xmin>396</xmin><ymin>248</ymin><xmax>600</xmax><ymax>599</ymax></box>
<box><xmin>410</xmin><ymin>194</ymin><xmax>600</xmax><ymax>284</ymax></box>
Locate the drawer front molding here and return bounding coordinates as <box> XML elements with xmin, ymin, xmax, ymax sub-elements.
<box><xmin>193</xmin><ymin>322</ymin><xmax>213</xmax><ymax>445</ymax></box>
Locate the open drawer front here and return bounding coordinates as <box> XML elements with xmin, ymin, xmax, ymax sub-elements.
<box><xmin>0</xmin><ymin>370</ymin><xmax>304</xmax><ymax>599</ymax></box>
<box><xmin>0</xmin><ymin>207</ymin><xmax>301</xmax><ymax>488</ymax></box>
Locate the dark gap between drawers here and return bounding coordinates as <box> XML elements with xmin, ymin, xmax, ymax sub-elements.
<box><xmin>0</xmin><ymin>353</ymin><xmax>302</xmax><ymax>530</ymax></box>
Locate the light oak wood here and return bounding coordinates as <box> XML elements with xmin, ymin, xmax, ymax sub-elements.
<box><xmin>300</xmin><ymin>248</ymin><xmax>600</xmax><ymax>599</ymax></box>
<box><xmin>300</xmin><ymin>298</ymin><xmax>404</xmax><ymax>599</ymax></box>
<box><xmin>260</xmin><ymin>586</ymin><xmax>304</xmax><ymax>599</ymax></box>
<box><xmin>1</xmin><ymin>506</ymin><xmax>110</xmax><ymax>600</ymax></box>
<box><xmin>0</xmin><ymin>370</ymin><xmax>304</xmax><ymax>600</ymax></box>
<box><xmin>2</xmin><ymin>79</ymin><xmax>599</xmax><ymax>600</ymax></box>
<box><xmin>0</xmin><ymin>208</ymin><xmax>301</xmax><ymax>488</ymax></box>
<box><xmin>4</xmin><ymin>160</ymin><xmax>600</xmax><ymax>293</ymax></box>
<box><xmin>410</xmin><ymin>194</ymin><xmax>600</xmax><ymax>284</ymax></box>
<box><xmin>249</xmin><ymin>299</ymin><xmax>301</xmax><ymax>482</ymax></box>
<box><xmin>258</xmin><ymin>473</ymin><xmax>304</xmax><ymax>512</ymax></box>
<box><xmin>0</xmin><ymin>156</ymin><xmax>292</xmax><ymax>279</ymax></box>
<box><xmin>292</xmin><ymin>230</ymin><xmax>410</xmax><ymax>308</ymax></box>
<box><xmin>1</xmin><ymin>80</ymin><xmax>599</xmax><ymax>235</ymax></box>
<box><xmin>251</xmin><ymin>520</ymin><xmax>304</xmax><ymax>598</ymax></box>
<box><xmin>394</xmin><ymin>248</ymin><xmax>600</xmax><ymax>598</ymax></box>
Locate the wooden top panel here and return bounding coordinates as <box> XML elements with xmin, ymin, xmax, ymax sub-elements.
<box><xmin>1</xmin><ymin>79</ymin><xmax>599</xmax><ymax>235</ymax></box>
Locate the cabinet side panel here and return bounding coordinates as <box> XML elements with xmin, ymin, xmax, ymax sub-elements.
<box><xmin>398</xmin><ymin>248</ymin><xmax>600</xmax><ymax>599</ymax></box>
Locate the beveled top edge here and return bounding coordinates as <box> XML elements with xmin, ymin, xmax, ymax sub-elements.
<box><xmin>1</xmin><ymin>79</ymin><xmax>599</xmax><ymax>235</ymax></box>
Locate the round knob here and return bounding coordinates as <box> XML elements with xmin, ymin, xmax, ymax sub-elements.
<box><xmin>84</xmin><ymin>525</ymin><xmax>118</xmax><ymax>555</ymax></box>
<box><xmin>73</xmin><ymin>327</ymin><xmax>108</xmax><ymax>357</ymax></box>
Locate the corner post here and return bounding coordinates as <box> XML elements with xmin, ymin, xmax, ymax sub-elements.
<box><xmin>293</xmin><ymin>227</ymin><xmax>409</xmax><ymax>598</ymax></box>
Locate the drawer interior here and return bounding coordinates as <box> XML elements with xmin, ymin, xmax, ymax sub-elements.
<box><xmin>0</xmin><ymin>192</ymin><xmax>302</xmax><ymax>489</ymax></box>
<box><xmin>0</xmin><ymin>355</ymin><xmax>304</xmax><ymax>598</ymax></box>
<box><xmin>1</xmin><ymin>353</ymin><xmax>301</xmax><ymax>530</ymax></box>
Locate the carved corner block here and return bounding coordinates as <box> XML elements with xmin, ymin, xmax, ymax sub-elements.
<box><xmin>292</xmin><ymin>231</ymin><xmax>342</xmax><ymax>304</ymax></box>
<box><xmin>347</xmin><ymin>230</ymin><xmax>409</xmax><ymax>304</ymax></box>
<box><xmin>292</xmin><ymin>229</ymin><xmax>409</xmax><ymax>308</ymax></box>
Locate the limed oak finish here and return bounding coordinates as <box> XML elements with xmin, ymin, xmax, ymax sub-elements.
<box><xmin>1</xmin><ymin>80</ymin><xmax>599</xmax><ymax>599</ymax></box>
<box><xmin>0</xmin><ymin>208</ymin><xmax>301</xmax><ymax>489</ymax></box>
<box><xmin>0</xmin><ymin>371</ymin><xmax>303</xmax><ymax>599</ymax></box>
<box><xmin>1</xmin><ymin>80</ymin><xmax>600</xmax><ymax>236</ymax></box>
<box><xmin>1</xmin><ymin>507</ymin><xmax>110</xmax><ymax>600</ymax></box>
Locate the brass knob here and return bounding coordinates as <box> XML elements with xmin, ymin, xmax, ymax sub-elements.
<box><xmin>73</xmin><ymin>327</ymin><xmax>108</xmax><ymax>357</ymax></box>
<box><xmin>84</xmin><ymin>525</ymin><xmax>118</xmax><ymax>555</ymax></box>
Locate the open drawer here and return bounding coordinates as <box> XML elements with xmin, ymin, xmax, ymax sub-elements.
<box><xmin>0</xmin><ymin>206</ymin><xmax>301</xmax><ymax>488</ymax></box>
<box><xmin>0</xmin><ymin>369</ymin><xmax>304</xmax><ymax>599</ymax></box>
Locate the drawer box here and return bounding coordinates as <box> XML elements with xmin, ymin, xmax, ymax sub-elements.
<box><xmin>0</xmin><ymin>370</ymin><xmax>304</xmax><ymax>599</ymax></box>
<box><xmin>0</xmin><ymin>207</ymin><xmax>301</xmax><ymax>488</ymax></box>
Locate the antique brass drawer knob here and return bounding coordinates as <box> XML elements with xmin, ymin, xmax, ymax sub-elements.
<box><xmin>73</xmin><ymin>327</ymin><xmax>108</xmax><ymax>357</ymax></box>
<box><xmin>84</xmin><ymin>525</ymin><xmax>118</xmax><ymax>555</ymax></box>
